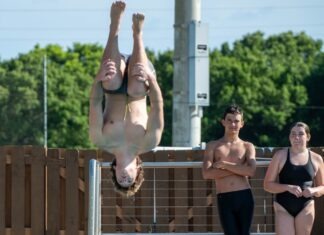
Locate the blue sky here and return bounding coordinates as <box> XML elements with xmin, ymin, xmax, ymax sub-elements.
<box><xmin>0</xmin><ymin>0</ymin><xmax>323</xmax><ymax>60</ymax></box>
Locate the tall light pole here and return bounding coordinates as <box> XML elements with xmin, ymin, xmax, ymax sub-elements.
<box><xmin>173</xmin><ymin>0</ymin><xmax>209</xmax><ymax>147</ymax></box>
<box><xmin>43</xmin><ymin>55</ymin><xmax>48</xmax><ymax>147</ymax></box>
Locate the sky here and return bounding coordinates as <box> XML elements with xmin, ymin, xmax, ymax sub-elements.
<box><xmin>0</xmin><ymin>0</ymin><xmax>323</xmax><ymax>60</ymax></box>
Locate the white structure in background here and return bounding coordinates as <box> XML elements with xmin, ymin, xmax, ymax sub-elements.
<box><xmin>173</xmin><ymin>0</ymin><xmax>209</xmax><ymax>147</ymax></box>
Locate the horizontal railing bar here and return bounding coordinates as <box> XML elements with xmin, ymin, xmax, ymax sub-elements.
<box><xmin>101</xmin><ymin>213</ymin><xmax>273</xmax><ymax>218</ymax></box>
<box><xmin>101</xmin><ymin>161</ymin><xmax>270</xmax><ymax>168</ymax></box>
<box><xmin>102</xmin><ymin>233</ymin><xmax>275</xmax><ymax>235</ymax></box>
<box><xmin>153</xmin><ymin>146</ymin><xmax>204</xmax><ymax>151</ymax></box>
<box><xmin>152</xmin><ymin>146</ymin><xmax>278</xmax><ymax>153</ymax></box>
<box><xmin>151</xmin><ymin>145</ymin><xmax>278</xmax><ymax>152</ymax></box>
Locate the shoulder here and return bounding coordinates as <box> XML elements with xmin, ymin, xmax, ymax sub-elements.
<box><xmin>206</xmin><ymin>140</ymin><xmax>222</xmax><ymax>149</ymax></box>
<box><xmin>204</xmin><ymin>140</ymin><xmax>221</xmax><ymax>157</ymax></box>
<box><xmin>242</xmin><ymin>141</ymin><xmax>256</xmax><ymax>160</ymax></box>
<box><xmin>271</xmin><ymin>147</ymin><xmax>288</xmax><ymax>163</ymax></box>
<box><xmin>310</xmin><ymin>150</ymin><xmax>323</xmax><ymax>165</ymax></box>
<box><xmin>243</xmin><ymin>141</ymin><xmax>255</xmax><ymax>150</ymax></box>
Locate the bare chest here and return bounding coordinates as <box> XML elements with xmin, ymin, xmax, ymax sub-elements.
<box><xmin>102</xmin><ymin>119</ymin><xmax>147</xmax><ymax>148</ymax></box>
<box><xmin>214</xmin><ymin>146</ymin><xmax>247</xmax><ymax>164</ymax></box>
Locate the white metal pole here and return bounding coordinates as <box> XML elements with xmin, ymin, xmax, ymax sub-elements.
<box><xmin>186</xmin><ymin>0</ymin><xmax>201</xmax><ymax>22</ymax></box>
<box><xmin>173</xmin><ymin>0</ymin><xmax>189</xmax><ymax>147</ymax></box>
<box><xmin>43</xmin><ymin>55</ymin><xmax>47</xmax><ymax>147</ymax></box>
<box><xmin>189</xmin><ymin>105</ymin><xmax>202</xmax><ymax>147</ymax></box>
<box><xmin>173</xmin><ymin>0</ymin><xmax>202</xmax><ymax>147</ymax></box>
<box><xmin>188</xmin><ymin>0</ymin><xmax>202</xmax><ymax>147</ymax></box>
<box><xmin>88</xmin><ymin>159</ymin><xmax>98</xmax><ymax>235</ymax></box>
<box><xmin>97</xmin><ymin>161</ymin><xmax>101</xmax><ymax>234</ymax></box>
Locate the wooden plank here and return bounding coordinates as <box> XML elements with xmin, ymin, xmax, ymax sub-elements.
<box><xmin>138</xmin><ymin>152</ymin><xmax>154</xmax><ymax>233</ymax></box>
<box><xmin>11</xmin><ymin>147</ymin><xmax>25</xmax><ymax>235</ymax></box>
<box><xmin>31</xmin><ymin>147</ymin><xmax>46</xmax><ymax>235</ymax></box>
<box><xmin>251</xmin><ymin>167</ymin><xmax>265</xmax><ymax>233</ymax></box>
<box><xmin>102</xmin><ymin>179</ymin><xmax>118</xmax><ymax>233</ymax></box>
<box><xmin>173</xmin><ymin>151</ymin><xmax>188</xmax><ymax>232</ymax></box>
<box><xmin>47</xmin><ymin>148</ymin><xmax>61</xmax><ymax>235</ymax></box>
<box><xmin>154</xmin><ymin>151</ymin><xmax>169</xmax><ymax>232</ymax></box>
<box><xmin>210</xmin><ymin>183</ymin><xmax>222</xmax><ymax>232</ymax></box>
<box><xmin>101</xmin><ymin>150</ymin><xmax>116</xmax><ymax>233</ymax></box>
<box><xmin>312</xmin><ymin>151</ymin><xmax>324</xmax><ymax>235</ymax></box>
<box><xmin>313</xmin><ymin>196</ymin><xmax>324</xmax><ymax>235</ymax></box>
<box><xmin>121</xmin><ymin>194</ymin><xmax>135</xmax><ymax>232</ymax></box>
<box><xmin>192</xmin><ymin>167</ymin><xmax>208</xmax><ymax>232</ymax></box>
<box><xmin>25</xmin><ymin>160</ymin><xmax>31</xmax><ymax>228</ymax></box>
<box><xmin>259</xmin><ymin>150</ymin><xmax>275</xmax><ymax>233</ymax></box>
<box><xmin>65</xmin><ymin>149</ymin><xmax>79</xmax><ymax>235</ymax></box>
<box><xmin>0</xmin><ymin>147</ymin><xmax>6</xmax><ymax>234</ymax></box>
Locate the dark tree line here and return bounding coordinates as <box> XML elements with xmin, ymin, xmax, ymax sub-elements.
<box><xmin>0</xmin><ymin>31</ymin><xmax>323</xmax><ymax>148</ymax></box>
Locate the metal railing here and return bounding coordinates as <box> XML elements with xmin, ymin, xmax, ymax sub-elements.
<box><xmin>88</xmin><ymin>149</ymin><xmax>272</xmax><ymax>235</ymax></box>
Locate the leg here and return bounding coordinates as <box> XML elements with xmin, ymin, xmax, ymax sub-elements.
<box><xmin>295</xmin><ymin>200</ymin><xmax>315</xmax><ymax>235</ymax></box>
<box><xmin>97</xmin><ymin>1</ymin><xmax>126</xmax><ymax>90</ymax></box>
<box><xmin>127</xmin><ymin>13</ymin><xmax>151</xmax><ymax>98</ymax></box>
<box><xmin>236</xmin><ymin>190</ymin><xmax>254</xmax><ymax>235</ymax></box>
<box><xmin>218</xmin><ymin>209</ymin><xmax>240</xmax><ymax>235</ymax></box>
<box><xmin>217</xmin><ymin>194</ymin><xmax>240</xmax><ymax>235</ymax></box>
<box><xmin>273</xmin><ymin>201</ymin><xmax>296</xmax><ymax>235</ymax></box>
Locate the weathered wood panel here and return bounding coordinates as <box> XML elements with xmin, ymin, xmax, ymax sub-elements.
<box><xmin>47</xmin><ymin>148</ymin><xmax>61</xmax><ymax>235</ymax></box>
<box><xmin>11</xmin><ymin>147</ymin><xmax>25</xmax><ymax>235</ymax></box>
<box><xmin>0</xmin><ymin>146</ymin><xmax>323</xmax><ymax>234</ymax></box>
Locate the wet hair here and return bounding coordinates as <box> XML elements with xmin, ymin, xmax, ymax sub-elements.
<box><xmin>110</xmin><ymin>157</ymin><xmax>144</xmax><ymax>198</ymax></box>
<box><xmin>290</xmin><ymin>121</ymin><xmax>311</xmax><ymax>139</ymax></box>
<box><xmin>222</xmin><ymin>104</ymin><xmax>244</xmax><ymax>120</ymax></box>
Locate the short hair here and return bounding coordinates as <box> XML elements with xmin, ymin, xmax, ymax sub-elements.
<box><xmin>290</xmin><ymin>121</ymin><xmax>311</xmax><ymax>138</ymax></box>
<box><xmin>222</xmin><ymin>104</ymin><xmax>244</xmax><ymax>120</ymax></box>
<box><xmin>110</xmin><ymin>157</ymin><xmax>144</xmax><ymax>198</ymax></box>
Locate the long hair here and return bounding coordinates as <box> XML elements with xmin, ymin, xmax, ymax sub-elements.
<box><xmin>110</xmin><ymin>157</ymin><xmax>144</xmax><ymax>197</ymax></box>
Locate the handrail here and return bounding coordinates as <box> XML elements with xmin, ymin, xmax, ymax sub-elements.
<box><xmin>101</xmin><ymin>160</ymin><xmax>270</xmax><ymax>168</ymax></box>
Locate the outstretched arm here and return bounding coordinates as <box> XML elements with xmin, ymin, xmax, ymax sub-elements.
<box><xmin>89</xmin><ymin>80</ymin><xmax>104</xmax><ymax>146</ymax></box>
<box><xmin>142</xmin><ymin>67</ymin><xmax>164</xmax><ymax>152</ymax></box>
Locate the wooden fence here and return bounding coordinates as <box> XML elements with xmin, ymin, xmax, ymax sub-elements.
<box><xmin>0</xmin><ymin>145</ymin><xmax>323</xmax><ymax>235</ymax></box>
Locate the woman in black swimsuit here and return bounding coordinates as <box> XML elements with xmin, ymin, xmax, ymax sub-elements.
<box><xmin>264</xmin><ymin>122</ymin><xmax>324</xmax><ymax>235</ymax></box>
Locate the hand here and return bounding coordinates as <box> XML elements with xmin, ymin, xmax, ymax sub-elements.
<box><xmin>96</xmin><ymin>59</ymin><xmax>117</xmax><ymax>82</ymax></box>
<box><xmin>287</xmin><ymin>185</ymin><xmax>302</xmax><ymax>197</ymax></box>
<box><xmin>302</xmin><ymin>187</ymin><xmax>314</xmax><ymax>198</ymax></box>
<box><xmin>213</xmin><ymin>161</ymin><xmax>228</xmax><ymax>170</ymax></box>
<box><xmin>131</xmin><ymin>63</ymin><xmax>156</xmax><ymax>83</ymax></box>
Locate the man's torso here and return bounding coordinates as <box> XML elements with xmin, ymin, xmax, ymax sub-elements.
<box><xmin>212</xmin><ymin>140</ymin><xmax>251</xmax><ymax>193</ymax></box>
<box><xmin>100</xmin><ymin>94</ymin><xmax>148</xmax><ymax>154</ymax></box>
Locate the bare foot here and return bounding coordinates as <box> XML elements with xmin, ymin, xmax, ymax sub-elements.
<box><xmin>132</xmin><ymin>13</ymin><xmax>145</xmax><ymax>35</ymax></box>
<box><xmin>109</xmin><ymin>1</ymin><xmax>126</xmax><ymax>37</ymax></box>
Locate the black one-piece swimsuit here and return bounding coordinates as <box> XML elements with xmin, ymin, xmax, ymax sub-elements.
<box><xmin>276</xmin><ymin>148</ymin><xmax>315</xmax><ymax>217</ymax></box>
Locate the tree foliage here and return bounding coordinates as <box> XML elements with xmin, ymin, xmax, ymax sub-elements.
<box><xmin>203</xmin><ymin>31</ymin><xmax>323</xmax><ymax>146</ymax></box>
<box><xmin>0</xmin><ymin>43</ymin><xmax>102</xmax><ymax>148</ymax></box>
<box><xmin>0</xmin><ymin>31</ymin><xmax>323</xmax><ymax>148</ymax></box>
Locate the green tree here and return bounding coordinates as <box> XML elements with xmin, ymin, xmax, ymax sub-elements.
<box><xmin>1</xmin><ymin>31</ymin><xmax>323</xmax><ymax>148</ymax></box>
<box><xmin>152</xmin><ymin>50</ymin><xmax>173</xmax><ymax>146</ymax></box>
<box><xmin>297</xmin><ymin>52</ymin><xmax>324</xmax><ymax>146</ymax></box>
<box><xmin>203</xmin><ymin>31</ymin><xmax>323</xmax><ymax>146</ymax></box>
<box><xmin>0</xmin><ymin>43</ymin><xmax>102</xmax><ymax>148</ymax></box>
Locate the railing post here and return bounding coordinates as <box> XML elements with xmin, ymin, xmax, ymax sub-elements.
<box><xmin>97</xmin><ymin>161</ymin><xmax>102</xmax><ymax>234</ymax></box>
<box><xmin>88</xmin><ymin>159</ymin><xmax>100</xmax><ymax>235</ymax></box>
